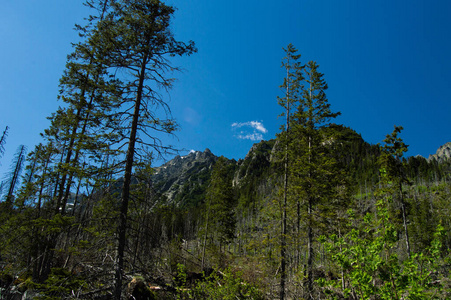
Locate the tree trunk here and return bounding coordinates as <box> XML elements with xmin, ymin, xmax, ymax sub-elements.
<box><xmin>306</xmin><ymin>197</ymin><xmax>313</xmax><ymax>300</ymax></box>
<box><xmin>201</xmin><ymin>207</ymin><xmax>209</xmax><ymax>270</ymax></box>
<box><xmin>56</xmin><ymin>0</ymin><xmax>110</xmax><ymax>214</ymax></box>
<box><xmin>54</xmin><ymin>106</ymin><xmax>83</xmax><ymax>214</ymax></box>
<box><xmin>280</xmin><ymin>67</ymin><xmax>290</xmax><ymax>300</ymax></box>
<box><xmin>400</xmin><ymin>183</ymin><xmax>411</xmax><ymax>257</ymax></box>
<box><xmin>5</xmin><ymin>145</ymin><xmax>26</xmax><ymax>209</ymax></box>
<box><xmin>113</xmin><ymin>51</ymin><xmax>148</xmax><ymax>300</ymax></box>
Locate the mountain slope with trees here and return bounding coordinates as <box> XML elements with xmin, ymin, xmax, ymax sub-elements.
<box><xmin>0</xmin><ymin>1</ymin><xmax>450</xmax><ymax>299</ymax></box>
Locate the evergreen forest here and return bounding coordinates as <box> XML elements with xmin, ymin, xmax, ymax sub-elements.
<box><xmin>1</xmin><ymin>1</ymin><xmax>450</xmax><ymax>299</ymax></box>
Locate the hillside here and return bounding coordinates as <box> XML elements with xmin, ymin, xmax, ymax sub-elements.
<box><xmin>1</xmin><ymin>125</ymin><xmax>450</xmax><ymax>299</ymax></box>
<box><xmin>150</xmin><ymin>126</ymin><xmax>449</xmax><ymax>211</ymax></box>
<box><xmin>0</xmin><ymin>4</ymin><xmax>449</xmax><ymax>296</ymax></box>
<box><xmin>151</xmin><ymin>149</ymin><xmax>218</xmax><ymax>206</ymax></box>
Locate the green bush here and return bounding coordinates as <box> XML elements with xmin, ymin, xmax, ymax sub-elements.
<box><xmin>32</xmin><ymin>268</ymin><xmax>87</xmax><ymax>300</ymax></box>
<box><xmin>175</xmin><ymin>264</ymin><xmax>263</xmax><ymax>300</ymax></box>
<box><xmin>318</xmin><ymin>203</ymin><xmax>449</xmax><ymax>299</ymax></box>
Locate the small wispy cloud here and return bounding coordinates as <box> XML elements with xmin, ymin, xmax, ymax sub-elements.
<box><xmin>183</xmin><ymin>107</ymin><xmax>201</xmax><ymax>126</ymax></box>
<box><xmin>231</xmin><ymin>121</ymin><xmax>267</xmax><ymax>141</ymax></box>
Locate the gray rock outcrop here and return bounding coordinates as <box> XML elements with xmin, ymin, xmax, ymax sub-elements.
<box><xmin>428</xmin><ymin>142</ymin><xmax>451</xmax><ymax>163</ymax></box>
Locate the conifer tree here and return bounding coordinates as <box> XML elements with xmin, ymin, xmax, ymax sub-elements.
<box><xmin>91</xmin><ymin>1</ymin><xmax>196</xmax><ymax>297</ymax></box>
<box><xmin>202</xmin><ymin>156</ymin><xmax>236</xmax><ymax>267</ymax></box>
<box><xmin>8</xmin><ymin>0</ymin><xmax>122</xmax><ymax>284</ymax></box>
<box><xmin>0</xmin><ymin>126</ymin><xmax>8</xmax><ymax>162</ymax></box>
<box><xmin>2</xmin><ymin>145</ymin><xmax>27</xmax><ymax>209</ymax></box>
<box><xmin>50</xmin><ymin>0</ymin><xmax>121</xmax><ymax>215</ymax></box>
<box><xmin>380</xmin><ymin>125</ymin><xmax>411</xmax><ymax>257</ymax></box>
<box><xmin>276</xmin><ymin>54</ymin><xmax>342</xmax><ymax>298</ymax></box>
<box><xmin>0</xmin><ymin>126</ymin><xmax>8</xmax><ymax>197</ymax></box>
<box><xmin>276</xmin><ymin>43</ymin><xmax>303</xmax><ymax>300</ymax></box>
<box><xmin>14</xmin><ymin>150</ymin><xmax>39</xmax><ymax>210</ymax></box>
<box><xmin>291</xmin><ymin>60</ymin><xmax>341</xmax><ymax>299</ymax></box>
<box><xmin>28</xmin><ymin>143</ymin><xmax>58</xmax><ymax>217</ymax></box>
<box><xmin>276</xmin><ymin>45</ymin><xmax>343</xmax><ymax>298</ymax></box>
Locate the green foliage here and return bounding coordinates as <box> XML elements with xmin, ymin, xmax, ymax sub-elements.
<box><xmin>193</xmin><ymin>269</ymin><xmax>263</xmax><ymax>300</ymax></box>
<box><xmin>2</xmin><ymin>145</ymin><xmax>27</xmax><ymax>208</ymax></box>
<box><xmin>127</xmin><ymin>276</ymin><xmax>157</xmax><ymax>300</ymax></box>
<box><xmin>174</xmin><ymin>263</ymin><xmax>188</xmax><ymax>290</ymax></box>
<box><xmin>173</xmin><ymin>164</ymin><xmax>212</xmax><ymax>208</ymax></box>
<box><xmin>0</xmin><ymin>269</ymin><xmax>13</xmax><ymax>289</ymax></box>
<box><xmin>175</xmin><ymin>266</ymin><xmax>263</xmax><ymax>300</ymax></box>
<box><xmin>203</xmin><ymin>156</ymin><xmax>237</xmax><ymax>246</ymax></box>
<box><xmin>32</xmin><ymin>268</ymin><xmax>88</xmax><ymax>299</ymax></box>
<box><xmin>318</xmin><ymin>202</ymin><xmax>449</xmax><ymax>299</ymax></box>
<box><xmin>380</xmin><ymin>125</ymin><xmax>409</xmax><ymax>184</ymax></box>
<box><xmin>2</xmin><ymin>7</ymin><xmax>451</xmax><ymax>297</ymax></box>
<box><xmin>32</xmin><ymin>214</ymin><xmax>75</xmax><ymax>235</ymax></box>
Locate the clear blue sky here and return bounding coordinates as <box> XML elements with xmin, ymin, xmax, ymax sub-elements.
<box><xmin>1</xmin><ymin>0</ymin><xmax>451</xmax><ymax>177</ymax></box>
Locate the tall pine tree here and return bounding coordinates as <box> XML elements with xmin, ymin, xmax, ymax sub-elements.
<box><xmin>2</xmin><ymin>145</ymin><xmax>27</xmax><ymax>209</ymax></box>
<box><xmin>277</xmin><ymin>49</ymin><xmax>342</xmax><ymax>298</ymax></box>
<box><xmin>380</xmin><ymin>125</ymin><xmax>411</xmax><ymax>257</ymax></box>
<box><xmin>92</xmin><ymin>1</ymin><xmax>197</xmax><ymax>297</ymax></box>
<box><xmin>291</xmin><ymin>60</ymin><xmax>341</xmax><ymax>299</ymax></box>
<box><xmin>276</xmin><ymin>43</ymin><xmax>303</xmax><ymax>300</ymax></box>
<box><xmin>0</xmin><ymin>126</ymin><xmax>8</xmax><ymax>162</ymax></box>
<box><xmin>201</xmin><ymin>156</ymin><xmax>236</xmax><ymax>268</ymax></box>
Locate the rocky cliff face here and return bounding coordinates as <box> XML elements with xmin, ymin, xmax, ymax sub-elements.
<box><xmin>151</xmin><ymin>141</ymin><xmax>276</xmax><ymax>206</ymax></box>
<box><xmin>151</xmin><ymin>149</ymin><xmax>218</xmax><ymax>206</ymax></box>
<box><xmin>233</xmin><ymin>140</ymin><xmax>275</xmax><ymax>187</ymax></box>
<box><xmin>428</xmin><ymin>142</ymin><xmax>451</xmax><ymax>163</ymax></box>
<box><xmin>150</xmin><ymin>136</ymin><xmax>451</xmax><ymax>208</ymax></box>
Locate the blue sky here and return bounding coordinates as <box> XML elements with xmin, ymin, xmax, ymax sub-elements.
<box><xmin>1</xmin><ymin>0</ymin><xmax>451</xmax><ymax>176</ymax></box>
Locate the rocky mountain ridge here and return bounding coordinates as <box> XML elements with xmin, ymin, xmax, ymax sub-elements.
<box><xmin>428</xmin><ymin>142</ymin><xmax>451</xmax><ymax>163</ymax></box>
<box><xmin>151</xmin><ymin>148</ymin><xmax>218</xmax><ymax>205</ymax></box>
<box><xmin>151</xmin><ymin>140</ymin><xmax>276</xmax><ymax>206</ymax></box>
<box><xmin>151</xmin><ymin>137</ymin><xmax>450</xmax><ymax>206</ymax></box>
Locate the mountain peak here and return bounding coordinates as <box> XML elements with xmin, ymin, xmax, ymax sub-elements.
<box><xmin>152</xmin><ymin>148</ymin><xmax>218</xmax><ymax>206</ymax></box>
<box><xmin>428</xmin><ymin>142</ymin><xmax>451</xmax><ymax>163</ymax></box>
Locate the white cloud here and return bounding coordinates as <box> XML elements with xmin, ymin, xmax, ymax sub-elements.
<box><xmin>231</xmin><ymin>121</ymin><xmax>267</xmax><ymax>141</ymax></box>
<box><xmin>231</xmin><ymin>121</ymin><xmax>267</xmax><ymax>133</ymax></box>
<box><xmin>237</xmin><ymin>133</ymin><xmax>264</xmax><ymax>141</ymax></box>
<box><xmin>183</xmin><ymin>107</ymin><xmax>201</xmax><ymax>126</ymax></box>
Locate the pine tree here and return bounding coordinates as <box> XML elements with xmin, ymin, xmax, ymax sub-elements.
<box><xmin>289</xmin><ymin>60</ymin><xmax>341</xmax><ymax>299</ymax></box>
<box><xmin>9</xmin><ymin>0</ymin><xmax>122</xmax><ymax>284</ymax></box>
<box><xmin>50</xmin><ymin>0</ymin><xmax>121</xmax><ymax>215</ymax></box>
<box><xmin>276</xmin><ymin>43</ymin><xmax>303</xmax><ymax>300</ymax></box>
<box><xmin>275</xmin><ymin>45</ymin><xmax>344</xmax><ymax>298</ymax></box>
<box><xmin>0</xmin><ymin>126</ymin><xmax>8</xmax><ymax>162</ymax></box>
<box><xmin>202</xmin><ymin>156</ymin><xmax>236</xmax><ymax>268</ymax></box>
<box><xmin>0</xmin><ymin>126</ymin><xmax>8</xmax><ymax>198</ymax></box>
<box><xmin>2</xmin><ymin>145</ymin><xmax>27</xmax><ymax>209</ymax></box>
<box><xmin>380</xmin><ymin>125</ymin><xmax>411</xmax><ymax>257</ymax></box>
<box><xmin>91</xmin><ymin>1</ymin><xmax>196</xmax><ymax>297</ymax></box>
